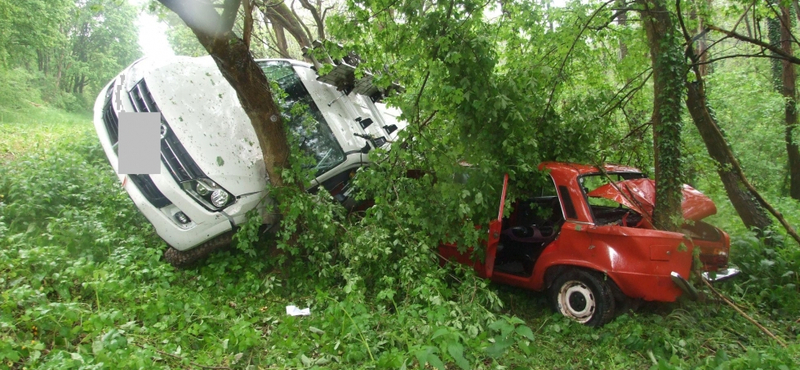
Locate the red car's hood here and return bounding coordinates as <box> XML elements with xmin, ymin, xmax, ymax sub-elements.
<box><xmin>587</xmin><ymin>178</ymin><xmax>717</xmax><ymax>222</ymax></box>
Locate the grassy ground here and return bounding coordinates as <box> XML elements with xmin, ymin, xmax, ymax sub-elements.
<box><xmin>0</xmin><ymin>109</ymin><xmax>798</xmax><ymax>369</ymax></box>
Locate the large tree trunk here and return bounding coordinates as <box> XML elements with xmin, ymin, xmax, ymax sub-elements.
<box><xmin>158</xmin><ymin>0</ymin><xmax>291</xmax><ymax>188</ymax></box>
<box><xmin>640</xmin><ymin>0</ymin><xmax>684</xmax><ymax>231</ymax></box>
<box><xmin>780</xmin><ymin>5</ymin><xmax>800</xmax><ymax>199</ymax></box>
<box><xmin>685</xmin><ymin>82</ymin><xmax>773</xmax><ymax>231</ymax></box>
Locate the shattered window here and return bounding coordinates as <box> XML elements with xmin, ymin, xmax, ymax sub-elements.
<box><xmin>258</xmin><ymin>61</ymin><xmax>346</xmax><ymax>176</ymax></box>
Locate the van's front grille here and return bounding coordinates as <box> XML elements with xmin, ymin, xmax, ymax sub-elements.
<box><xmin>102</xmin><ymin>93</ymin><xmax>119</xmax><ymax>144</ymax></box>
<box><xmin>128</xmin><ymin>79</ymin><xmax>206</xmax><ymax>183</ymax></box>
<box><xmin>101</xmin><ymin>81</ymin><xmax>172</xmax><ymax>208</ymax></box>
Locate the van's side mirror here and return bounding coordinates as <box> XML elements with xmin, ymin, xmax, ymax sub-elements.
<box><xmin>360</xmin><ymin>143</ymin><xmax>371</xmax><ymax>154</ymax></box>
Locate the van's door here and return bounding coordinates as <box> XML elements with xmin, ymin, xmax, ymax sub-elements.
<box><xmin>484</xmin><ymin>174</ymin><xmax>508</xmax><ymax>279</ymax></box>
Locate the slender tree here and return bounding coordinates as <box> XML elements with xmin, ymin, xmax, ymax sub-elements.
<box><xmin>680</xmin><ymin>0</ymin><xmax>773</xmax><ymax>233</ymax></box>
<box><xmin>779</xmin><ymin>4</ymin><xmax>800</xmax><ymax>199</ymax></box>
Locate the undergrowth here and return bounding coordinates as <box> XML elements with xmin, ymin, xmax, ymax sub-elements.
<box><xmin>0</xmin><ymin>114</ymin><xmax>797</xmax><ymax>369</ymax></box>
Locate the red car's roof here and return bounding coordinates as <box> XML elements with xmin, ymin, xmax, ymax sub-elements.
<box><xmin>538</xmin><ymin>162</ymin><xmax>642</xmax><ymax>176</ymax></box>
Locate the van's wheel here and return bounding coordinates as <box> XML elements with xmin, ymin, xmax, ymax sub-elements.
<box><xmin>164</xmin><ymin>232</ymin><xmax>234</xmax><ymax>268</ymax></box>
<box><xmin>549</xmin><ymin>268</ymin><xmax>615</xmax><ymax>327</ymax></box>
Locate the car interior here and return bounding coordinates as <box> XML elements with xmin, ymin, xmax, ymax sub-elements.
<box><xmin>493</xmin><ymin>195</ymin><xmax>566</xmax><ymax>277</ymax></box>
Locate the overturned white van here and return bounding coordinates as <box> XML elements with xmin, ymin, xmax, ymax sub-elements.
<box><xmin>93</xmin><ymin>56</ymin><xmax>404</xmax><ymax>266</ymax></box>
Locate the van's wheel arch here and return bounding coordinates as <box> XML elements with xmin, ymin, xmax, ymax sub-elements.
<box><xmin>548</xmin><ymin>267</ymin><xmax>616</xmax><ymax>327</ymax></box>
<box><xmin>164</xmin><ymin>231</ymin><xmax>234</xmax><ymax>268</ymax></box>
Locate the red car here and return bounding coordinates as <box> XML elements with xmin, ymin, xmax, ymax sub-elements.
<box><xmin>438</xmin><ymin>162</ymin><xmax>738</xmax><ymax>326</ymax></box>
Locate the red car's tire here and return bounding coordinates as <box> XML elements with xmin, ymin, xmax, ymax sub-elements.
<box><xmin>549</xmin><ymin>268</ymin><xmax>616</xmax><ymax>327</ymax></box>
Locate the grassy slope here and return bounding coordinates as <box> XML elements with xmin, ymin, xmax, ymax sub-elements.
<box><xmin>0</xmin><ymin>107</ymin><xmax>797</xmax><ymax>369</ymax></box>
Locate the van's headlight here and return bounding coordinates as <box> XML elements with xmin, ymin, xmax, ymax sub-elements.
<box><xmin>180</xmin><ymin>178</ymin><xmax>233</xmax><ymax>210</ymax></box>
<box><xmin>210</xmin><ymin>189</ymin><xmax>230</xmax><ymax>208</ymax></box>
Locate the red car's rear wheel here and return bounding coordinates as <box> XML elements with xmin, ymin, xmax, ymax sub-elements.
<box><xmin>550</xmin><ymin>268</ymin><xmax>616</xmax><ymax>327</ymax></box>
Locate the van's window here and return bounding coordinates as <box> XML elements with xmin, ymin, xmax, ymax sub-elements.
<box><xmin>259</xmin><ymin>61</ymin><xmax>346</xmax><ymax>176</ymax></box>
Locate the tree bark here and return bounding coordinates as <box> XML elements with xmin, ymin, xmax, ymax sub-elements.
<box><xmin>780</xmin><ymin>5</ymin><xmax>800</xmax><ymax>199</ymax></box>
<box><xmin>616</xmin><ymin>0</ymin><xmax>628</xmax><ymax>60</ymax></box>
<box><xmin>243</xmin><ymin>0</ymin><xmax>253</xmax><ymax>49</ymax></box>
<box><xmin>690</xmin><ymin>2</ymin><xmax>709</xmax><ymax>76</ymax></box>
<box><xmin>157</xmin><ymin>0</ymin><xmax>291</xmax><ymax>188</ymax></box>
<box><xmin>271</xmin><ymin>21</ymin><xmax>290</xmax><ymax>58</ymax></box>
<box><xmin>298</xmin><ymin>0</ymin><xmax>326</xmax><ymax>40</ymax></box>
<box><xmin>640</xmin><ymin>0</ymin><xmax>684</xmax><ymax>231</ymax></box>
<box><xmin>260</xmin><ymin>1</ymin><xmax>312</xmax><ymax>50</ymax></box>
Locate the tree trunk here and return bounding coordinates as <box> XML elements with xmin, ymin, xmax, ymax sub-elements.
<box><xmin>780</xmin><ymin>5</ymin><xmax>800</xmax><ymax>199</ymax></box>
<box><xmin>768</xmin><ymin>8</ymin><xmax>782</xmax><ymax>90</ymax></box>
<box><xmin>640</xmin><ymin>0</ymin><xmax>684</xmax><ymax>231</ymax></box>
<box><xmin>690</xmin><ymin>3</ymin><xmax>710</xmax><ymax>76</ymax></box>
<box><xmin>616</xmin><ymin>0</ymin><xmax>627</xmax><ymax>60</ymax></box>
<box><xmin>158</xmin><ymin>0</ymin><xmax>291</xmax><ymax>188</ymax></box>
<box><xmin>271</xmin><ymin>20</ymin><xmax>290</xmax><ymax>58</ymax></box>
<box><xmin>686</xmin><ymin>82</ymin><xmax>773</xmax><ymax>231</ymax></box>
<box><xmin>261</xmin><ymin>1</ymin><xmax>312</xmax><ymax>50</ymax></box>
<box><xmin>298</xmin><ymin>0</ymin><xmax>326</xmax><ymax>40</ymax></box>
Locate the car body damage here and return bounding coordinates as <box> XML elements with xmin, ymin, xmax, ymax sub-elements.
<box><xmin>93</xmin><ymin>56</ymin><xmax>406</xmax><ymax>262</ymax></box>
<box><xmin>438</xmin><ymin>162</ymin><xmax>738</xmax><ymax>326</ymax></box>
<box><xmin>587</xmin><ymin>178</ymin><xmax>717</xmax><ymax>224</ymax></box>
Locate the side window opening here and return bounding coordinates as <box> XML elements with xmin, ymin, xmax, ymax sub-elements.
<box><xmin>492</xmin><ymin>179</ymin><xmax>564</xmax><ymax>278</ymax></box>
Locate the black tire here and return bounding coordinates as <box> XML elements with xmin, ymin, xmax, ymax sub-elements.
<box><xmin>549</xmin><ymin>268</ymin><xmax>616</xmax><ymax>327</ymax></box>
<box><xmin>163</xmin><ymin>231</ymin><xmax>234</xmax><ymax>268</ymax></box>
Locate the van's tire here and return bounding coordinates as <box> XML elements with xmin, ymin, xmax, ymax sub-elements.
<box><xmin>549</xmin><ymin>268</ymin><xmax>616</xmax><ymax>327</ymax></box>
<box><xmin>164</xmin><ymin>232</ymin><xmax>234</xmax><ymax>268</ymax></box>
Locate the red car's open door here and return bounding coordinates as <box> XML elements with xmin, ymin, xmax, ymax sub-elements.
<box><xmin>484</xmin><ymin>174</ymin><xmax>508</xmax><ymax>279</ymax></box>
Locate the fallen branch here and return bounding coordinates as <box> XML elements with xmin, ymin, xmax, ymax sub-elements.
<box><xmin>697</xmin><ymin>274</ymin><xmax>787</xmax><ymax>348</ymax></box>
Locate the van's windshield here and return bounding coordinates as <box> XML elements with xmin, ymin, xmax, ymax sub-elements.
<box><xmin>258</xmin><ymin>61</ymin><xmax>346</xmax><ymax>176</ymax></box>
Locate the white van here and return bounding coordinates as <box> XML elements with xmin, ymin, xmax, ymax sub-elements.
<box><xmin>93</xmin><ymin>56</ymin><xmax>404</xmax><ymax>265</ymax></box>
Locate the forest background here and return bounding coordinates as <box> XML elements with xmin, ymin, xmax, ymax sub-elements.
<box><xmin>0</xmin><ymin>0</ymin><xmax>799</xmax><ymax>368</ymax></box>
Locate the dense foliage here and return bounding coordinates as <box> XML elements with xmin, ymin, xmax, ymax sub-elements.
<box><xmin>0</xmin><ymin>108</ymin><xmax>798</xmax><ymax>369</ymax></box>
<box><xmin>0</xmin><ymin>0</ymin><xmax>141</xmax><ymax>112</ymax></box>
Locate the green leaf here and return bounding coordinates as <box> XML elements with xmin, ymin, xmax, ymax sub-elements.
<box><xmin>427</xmin><ymin>353</ymin><xmax>446</xmax><ymax>370</ymax></box>
<box><xmin>515</xmin><ymin>325</ymin><xmax>535</xmax><ymax>341</ymax></box>
<box><xmin>447</xmin><ymin>342</ymin><xmax>470</xmax><ymax>370</ymax></box>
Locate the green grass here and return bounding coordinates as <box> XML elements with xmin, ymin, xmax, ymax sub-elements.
<box><xmin>0</xmin><ymin>105</ymin><xmax>92</xmax><ymax>163</ymax></box>
<box><xmin>0</xmin><ymin>108</ymin><xmax>797</xmax><ymax>369</ymax></box>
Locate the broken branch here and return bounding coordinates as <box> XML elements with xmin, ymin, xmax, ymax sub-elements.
<box><xmin>705</xmin><ymin>24</ymin><xmax>800</xmax><ymax>65</ymax></box>
<box><xmin>697</xmin><ymin>274</ymin><xmax>787</xmax><ymax>348</ymax></box>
